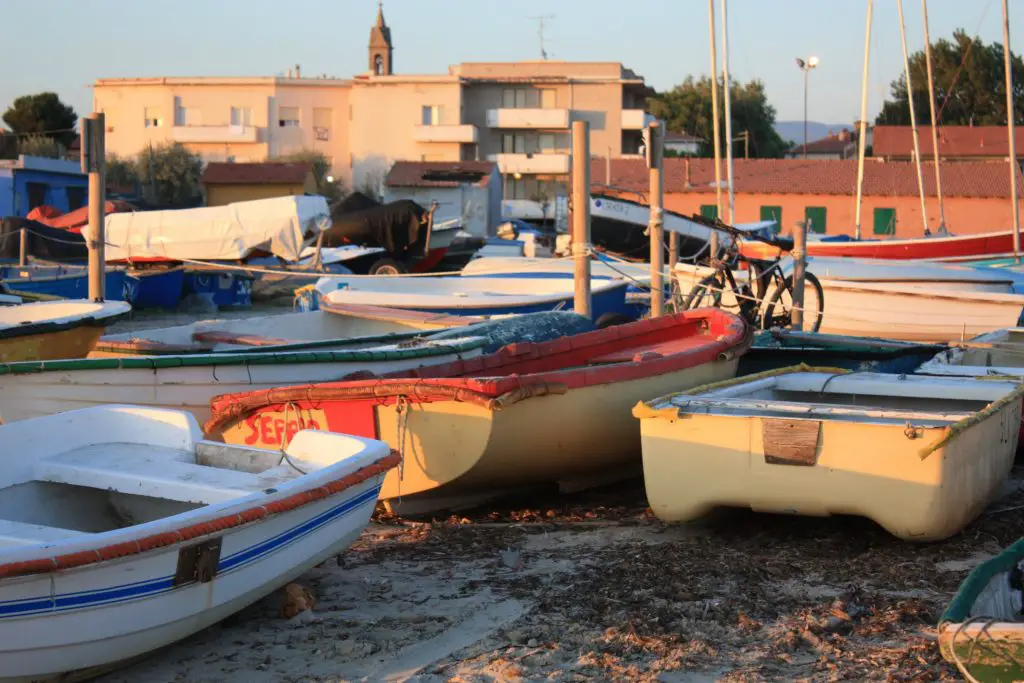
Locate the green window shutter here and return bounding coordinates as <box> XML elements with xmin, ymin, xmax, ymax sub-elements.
<box><xmin>873</xmin><ymin>208</ymin><xmax>896</xmax><ymax>236</ymax></box>
<box><xmin>760</xmin><ymin>205</ymin><xmax>782</xmax><ymax>231</ymax></box>
<box><xmin>700</xmin><ymin>204</ymin><xmax>718</xmax><ymax>219</ymax></box>
<box><xmin>805</xmin><ymin>206</ymin><xmax>827</xmax><ymax>234</ymax></box>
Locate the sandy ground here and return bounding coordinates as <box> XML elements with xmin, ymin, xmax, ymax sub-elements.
<box><xmin>93</xmin><ymin>474</ymin><xmax>1024</xmax><ymax>683</ymax></box>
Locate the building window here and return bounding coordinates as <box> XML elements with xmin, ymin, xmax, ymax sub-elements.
<box><xmin>700</xmin><ymin>205</ymin><xmax>719</xmax><ymax>220</ymax></box>
<box><xmin>230</xmin><ymin>107</ymin><xmax>252</xmax><ymax>127</ymax></box>
<box><xmin>143</xmin><ymin>107</ymin><xmax>163</xmax><ymax>128</ymax></box>
<box><xmin>873</xmin><ymin>207</ymin><xmax>896</xmax><ymax>236</ymax></box>
<box><xmin>26</xmin><ymin>183</ymin><xmax>47</xmax><ymax>211</ymax></box>
<box><xmin>805</xmin><ymin>206</ymin><xmax>827</xmax><ymax>234</ymax></box>
<box><xmin>66</xmin><ymin>186</ymin><xmax>86</xmax><ymax>211</ymax></box>
<box><xmin>374</xmin><ymin>54</ymin><xmax>384</xmax><ymax>75</ymax></box>
<box><xmin>313</xmin><ymin>107</ymin><xmax>332</xmax><ymax>141</ymax></box>
<box><xmin>421</xmin><ymin>105</ymin><xmax>442</xmax><ymax>126</ymax></box>
<box><xmin>502</xmin><ymin>88</ymin><xmax>535</xmax><ymax>108</ymax></box>
<box><xmin>502</xmin><ymin>133</ymin><xmax>526</xmax><ymax>154</ymax></box>
<box><xmin>278</xmin><ymin>106</ymin><xmax>300</xmax><ymax>128</ymax></box>
<box><xmin>540</xmin><ymin>89</ymin><xmax>557</xmax><ymax>109</ymax></box>
<box><xmin>760</xmin><ymin>205</ymin><xmax>782</xmax><ymax>230</ymax></box>
<box><xmin>538</xmin><ymin>133</ymin><xmax>556</xmax><ymax>153</ymax></box>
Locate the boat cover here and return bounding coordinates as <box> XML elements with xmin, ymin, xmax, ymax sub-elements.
<box><xmin>322</xmin><ymin>194</ymin><xmax>428</xmax><ymax>254</ymax></box>
<box><xmin>0</xmin><ymin>218</ymin><xmax>87</xmax><ymax>261</ymax></box>
<box><xmin>86</xmin><ymin>196</ymin><xmax>331</xmax><ymax>263</ymax></box>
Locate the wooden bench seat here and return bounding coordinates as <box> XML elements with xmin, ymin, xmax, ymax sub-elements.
<box><xmin>35</xmin><ymin>444</ymin><xmax>271</xmax><ymax>505</ymax></box>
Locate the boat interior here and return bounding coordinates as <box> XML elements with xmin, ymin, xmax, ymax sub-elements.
<box><xmin>947</xmin><ymin>346</ymin><xmax>1024</xmax><ymax>367</ymax></box>
<box><xmin>0</xmin><ymin>440</ymin><xmax>320</xmax><ymax>547</ymax></box>
<box><xmin>666</xmin><ymin>372</ymin><xmax>1012</xmax><ymax>425</ymax></box>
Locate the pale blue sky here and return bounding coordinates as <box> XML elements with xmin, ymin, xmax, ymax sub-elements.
<box><xmin>1</xmin><ymin>0</ymin><xmax>1020</xmax><ymax>127</ymax></box>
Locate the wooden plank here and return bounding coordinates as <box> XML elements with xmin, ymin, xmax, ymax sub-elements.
<box><xmin>763</xmin><ymin>419</ymin><xmax>821</xmax><ymax>466</ymax></box>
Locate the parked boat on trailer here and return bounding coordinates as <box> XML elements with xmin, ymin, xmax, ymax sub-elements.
<box><xmin>0</xmin><ymin>405</ymin><xmax>396</xmax><ymax>682</ymax></box>
<box><xmin>206</xmin><ymin>310</ymin><xmax>749</xmax><ymax>514</ymax></box>
<box><xmin>634</xmin><ymin>368</ymin><xmax>1022</xmax><ymax>541</ymax></box>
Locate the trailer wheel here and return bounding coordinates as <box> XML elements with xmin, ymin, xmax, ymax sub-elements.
<box><xmin>368</xmin><ymin>258</ymin><xmax>409</xmax><ymax>276</ymax></box>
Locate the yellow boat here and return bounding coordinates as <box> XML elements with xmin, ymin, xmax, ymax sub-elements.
<box><xmin>633</xmin><ymin>367</ymin><xmax>1023</xmax><ymax>541</ymax></box>
<box><xmin>0</xmin><ymin>300</ymin><xmax>130</xmax><ymax>363</ymax></box>
<box><xmin>206</xmin><ymin>310</ymin><xmax>750</xmax><ymax>514</ymax></box>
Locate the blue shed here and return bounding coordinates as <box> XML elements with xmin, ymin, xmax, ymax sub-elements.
<box><xmin>0</xmin><ymin>155</ymin><xmax>88</xmax><ymax>218</ymax></box>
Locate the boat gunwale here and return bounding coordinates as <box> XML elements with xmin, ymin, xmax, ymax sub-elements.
<box><xmin>0</xmin><ymin>301</ymin><xmax>131</xmax><ymax>342</ymax></box>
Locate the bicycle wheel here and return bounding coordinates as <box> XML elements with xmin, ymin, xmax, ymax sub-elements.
<box><xmin>681</xmin><ymin>272</ymin><xmax>726</xmax><ymax>311</ymax></box>
<box><xmin>764</xmin><ymin>272</ymin><xmax>824</xmax><ymax>332</ymax></box>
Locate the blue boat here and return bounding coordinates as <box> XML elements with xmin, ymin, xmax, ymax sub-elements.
<box><xmin>124</xmin><ymin>267</ymin><xmax>185</xmax><ymax>309</ymax></box>
<box><xmin>0</xmin><ymin>265</ymin><xmax>127</xmax><ymax>301</ymax></box>
<box><xmin>314</xmin><ymin>275</ymin><xmax>631</xmax><ymax>318</ymax></box>
<box><xmin>183</xmin><ymin>270</ymin><xmax>254</xmax><ymax>308</ymax></box>
<box><xmin>738</xmin><ymin>330</ymin><xmax>946</xmax><ymax>376</ymax></box>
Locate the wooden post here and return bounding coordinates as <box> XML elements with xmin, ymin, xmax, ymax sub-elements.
<box><xmin>1004</xmin><ymin>0</ymin><xmax>1021</xmax><ymax>263</ymax></box>
<box><xmin>571</xmin><ymin>120</ymin><xmax>592</xmax><ymax>319</ymax></box>
<box><xmin>18</xmin><ymin>229</ymin><xmax>26</xmax><ymax>267</ymax></box>
<box><xmin>648</xmin><ymin>121</ymin><xmax>665</xmax><ymax>318</ymax></box>
<box><xmin>83</xmin><ymin>113</ymin><xmax>106</xmax><ymax>301</ymax></box>
<box><xmin>791</xmin><ymin>220</ymin><xmax>808</xmax><ymax>331</ymax></box>
<box><xmin>707</xmin><ymin>0</ymin><xmax>722</xmax><ymax>260</ymax></box>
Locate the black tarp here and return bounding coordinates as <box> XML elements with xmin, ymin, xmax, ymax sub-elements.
<box><xmin>0</xmin><ymin>218</ymin><xmax>87</xmax><ymax>261</ymax></box>
<box><xmin>322</xmin><ymin>196</ymin><xmax>428</xmax><ymax>254</ymax></box>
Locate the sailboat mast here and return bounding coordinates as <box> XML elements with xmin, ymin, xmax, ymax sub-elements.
<box><xmin>896</xmin><ymin>0</ymin><xmax>929</xmax><ymax>234</ymax></box>
<box><xmin>921</xmin><ymin>0</ymin><xmax>946</xmax><ymax>230</ymax></box>
<box><xmin>708</xmin><ymin>0</ymin><xmax>723</xmax><ymax>221</ymax></box>
<box><xmin>720</xmin><ymin>0</ymin><xmax>735</xmax><ymax>224</ymax></box>
<box><xmin>854</xmin><ymin>0</ymin><xmax>873</xmax><ymax>241</ymax></box>
<box><xmin>1003</xmin><ymin>0</ymin><xmax>1021</xmax><ymax>263</ymax></box>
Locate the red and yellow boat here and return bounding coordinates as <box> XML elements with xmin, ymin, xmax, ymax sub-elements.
<box><xmin>205</xmin><ymin>310</ymin><xmax>750</xmax><ymax>513</ymax></box>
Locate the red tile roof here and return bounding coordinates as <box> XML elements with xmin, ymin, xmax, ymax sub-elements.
<box><xmin>201</xmin><ymin>161</ymin><xmax>312</xmax><ymax>185</ymax></box>
<box><xmin>874</xmin><ymin>125</ymin><xmax>1024</xmax><ymax>158</ymax></box>
<box><xmin>385</xmin><ymin>161</ymin><xmax>496</xmax><ymax>188</ymax></box>
<box><xmin>592</xmin><ymin>157</ymin><xmax>1023</xmax><ymax>199</ymax></box>
<box><xmin>789</xmin><ymin>130</ymin><xmax>857</xmax><ymax>157</ymax></box>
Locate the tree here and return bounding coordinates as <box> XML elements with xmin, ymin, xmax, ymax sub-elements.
<box><xmin>136</xmin><ymin>143</ymin><xmax>203</xmax><ymax>208</ymax></box>
<box><xmin>647</xmin><ymin>76</ymin><xmax>789</xmax><ymax>158</ymax></box>
<box><xmin>2</xmin><ymin>92</ymin><xmax>77</xmax><ymax>148</ymax></box>
<box><xmin>272</xmin><ymin>149</ymin><xmax>346</xmax><ymax>201</ymax></box>
<box><xmin>105</xmin><ymin>154</ymin><xmax>140</xmax><ymax>193</ymax></box>
<box><xmin>876</xmin><ymin>29</ymin><xmax>1024</xmax><ymax>125</ymax></box>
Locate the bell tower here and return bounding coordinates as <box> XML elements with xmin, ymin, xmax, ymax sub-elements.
<box><xmin>369</xmin><ymin>2</ymin><xmax>393</xmax><ymax>75</ymax></box>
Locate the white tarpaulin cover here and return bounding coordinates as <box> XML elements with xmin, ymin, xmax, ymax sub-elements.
<box><xmin>89</xmin><ymin>196</ymin><xmax>331</xmax><ymax>263</ymax></box>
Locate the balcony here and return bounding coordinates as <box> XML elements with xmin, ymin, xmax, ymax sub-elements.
<box><xmin>621</xmin><ymin>110</ymin><xmax>657</xmax><ymax>130</ymax></box>
<box><xmin>486</xmin><ymin>108</ymin><xmax>570</xmax><ymax>129</ymax></box>
<box><xmin>488</xmin><ymin>153</ymin><xmax>570</xmax><ymax>175</ymax></box>
<box><xmin>413</xmin><ymin>124</ymin><xmax>479</xmax><ymax>144</ymax></box>
<box><xmin>170</xmin><ymin>125</ymin><xmax>260</xmax><ymax>143</ymax></box>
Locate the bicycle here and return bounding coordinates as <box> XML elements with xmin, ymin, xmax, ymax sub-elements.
<box><xmin>672</xmin><ymin>216</ymin><xmax>825</xmax><ymax>332</ymax></box>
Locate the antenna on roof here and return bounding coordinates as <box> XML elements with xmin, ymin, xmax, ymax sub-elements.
<box><xmin>529</xmin><ymin>15</ymin><xmax>555</xmax><ymax>59</ymax></box>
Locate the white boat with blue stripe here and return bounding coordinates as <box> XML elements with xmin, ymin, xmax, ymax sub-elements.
<box><xmin>0</xmin><ymin>406</ymin><xmax>397</xmax><ymax>682</ymax></box>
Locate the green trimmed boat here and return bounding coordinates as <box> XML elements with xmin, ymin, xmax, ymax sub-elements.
<box><xmin>939</xmin><ymin>538</ymin><xmax>1024</xmax><ymax>682</ymax></box>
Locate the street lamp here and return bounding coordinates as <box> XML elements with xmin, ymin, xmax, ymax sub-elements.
<box><xmin>795</xmin><ymin>56</ymin><xmax>819</xmax><ymax>160</ymax></box>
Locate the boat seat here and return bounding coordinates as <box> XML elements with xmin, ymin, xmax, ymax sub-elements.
<box><xmin>587</xmin><ymin>337</ymin><xmax>708</xmax><ymax>365</ymax></box>
<box><xmin>0</xmin><ymin>519</ymin><xmax>90</xmax><ymax>549</ymax></box>
<box><xmin>36</xmin><ymin>444</ymin><xmax>273</xmax><ymax>506</ymax></box>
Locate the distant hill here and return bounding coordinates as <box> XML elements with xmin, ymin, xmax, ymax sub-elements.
<box><xmin>774</xmin><ymin>121</ymin><xmax>852</xmax><ymax>146</ymax></box>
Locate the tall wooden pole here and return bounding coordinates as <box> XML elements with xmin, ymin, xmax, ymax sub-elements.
<box><xmin>707</xmin><ymin>0</ymin><xmax>722</xmax><ymax>258</ymax></box>
<box><xmin>1004</xmin><ymin>0</ymin><xmax>1021</xmax><ymax>263</ymax></box>
<box><xmin>791</xmin><ymin>220</ymin><xmax>808</xmax><ymax>331</ymax></box>
<box><xmin>896</xmin><ymin>0</ymin><xmax>930</xmax><ymax>234</ymax></box>
<box><xmin>648</xmin><ymin>121</ymin><xmax>665</xmax><ymax>318</ymax></box>
<box><xmin>720</xmin><ymin>0</ymin><xmax>735</xmax><ymax>224</ymax></box>
<box><xmin>571</xmin><ymin>120</ymin><xmax>592</xmax><ymax>318</ymax></box>
<box><xmin>84</xmin><ymin>113</ymin><xmax>106</xmax><ymax>301</ymax></box>
<box><xmin>854</xmin><ymin>0</ymin><xmax>873</xmax><ymax>240</ymax></box>
<box><xmin>921</xmin><ymin>0</ymin><xmax>946</xmax><ymax>231</ymax></box>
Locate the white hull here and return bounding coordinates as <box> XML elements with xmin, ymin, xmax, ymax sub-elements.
<box><xmin>0</xmin><ymin>407</ymin><xmax>393</xmax><ymax>681</ymax></box>
<box><xmin>0</xmin><ymin>343</ymin><xmax>483</xmax><ymax>425</ymax></box>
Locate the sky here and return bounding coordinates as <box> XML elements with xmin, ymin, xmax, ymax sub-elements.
<box><xmin>1</xmin><ymin>0</ymin><xmax>1021</xmax><ymax>128</ymax></box>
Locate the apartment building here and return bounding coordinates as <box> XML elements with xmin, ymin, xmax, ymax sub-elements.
<box><xmin>92</xmin><ymin>5</ymin><xmax>655</xmax><ymax>219</ymax></box>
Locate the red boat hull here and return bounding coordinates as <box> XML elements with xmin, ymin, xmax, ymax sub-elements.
<box><xmin>740</xmin><ymin>229</ymin><xmax>1017</xmax><ymax>262</ymax></box>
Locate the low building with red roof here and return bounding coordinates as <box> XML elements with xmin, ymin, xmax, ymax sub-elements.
<box><xmin>200</xmin><ymin>161</ymin><xmax>316</xmax><ymax>206</ymax></box>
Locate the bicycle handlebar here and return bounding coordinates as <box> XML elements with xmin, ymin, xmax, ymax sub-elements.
<box><xmin>686</xmin><ymin>213</ymin><xmax>794</xmax><ymax>251</ymax></box>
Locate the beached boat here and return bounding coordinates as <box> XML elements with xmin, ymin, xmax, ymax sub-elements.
<box><xmin>315</xmin><ymin>275</ymin><xmax>632</xmax><ymax>318</ymax></box>
<box><xmin>938</xmin><ymin>537</ymin><xmax>1024</xmax><ymax>682</ymax></box>
<box><xmin>917</xmin><ymin>331</ymin><xmax>1024</xmax><ymax>379</ymax></box>
<box><xmin>462</xmin><ymin>255</ymin><xmax>657</xmax><ymax>285</ymax></box>
<box><xmin>634</xmin><ymin>368</ymin><xmax>1022</xmax><ymax>540</ymax></box>
<box><xmin>205</xmin><ymin>310</ymin><xmax>750</xmax><ymax>513</ymax></box>
<box><xmin>90</xmin><ymin>303</ymin><xmax>479</xmax><ymax>357</ymax></box>
<box><xmin>0</xmin><ymin>264</ymin><xmax>127</xmax><ymax>302</ymax></box>
<box><xmin>0</xmin><ymin>300</ymin><xmax>131</xmax><ymax>363</ymax></box>
<box><xmin>739</xmin><ymin>329</ymin><xmax>944</xmax><ymax>375</ymax></box>
<box><xmin>123</xmin><ymin>267</ymin><xmax>186</xmax><ymax>309</ymax></box>
<box><xmin>0</xmin><ymin>336</ymin><xmax>486</xmax><ymax>425</ymax></box>
<box><xmin>0</xmin><ymin>405</ymin><xmax>396</xmax><ymax>682</ymax></box>
<box><xmin>738</xmin><ymin>228</ymin><xmax>1019</xmax><ymax>263</ymax></box>
<box><xmin>675</xmin><ymin>262</ymin><xmax>1024</xmax><ymax>342</ymax></box>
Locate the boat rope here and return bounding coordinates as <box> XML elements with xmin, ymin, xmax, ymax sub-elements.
<box><xmin>276</xmin><ymin>401</ymin><xmax>308</xmax><ymax>475</ymax></box>
<box><xmin>947</xmin><ymin>616</ymin><xmax>1021</xmax><ymax>683</ymax></box>
<box><xmin>394</xmin><ymin>395</ymin><xmax>410</xmax><ymax>501</ymax></box>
